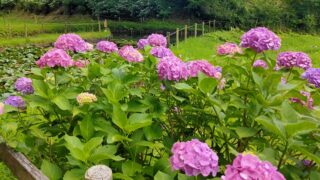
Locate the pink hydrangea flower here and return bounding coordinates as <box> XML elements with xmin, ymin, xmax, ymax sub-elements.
<box><xmin>86</xmin><ymin>43</ymin><xmax>94</xmax><ymax>51</ymax></box>
<box><xmin>15</xmin><ymin>77</ymin><xmax>34</xmax><ymax>94</ymax></box>
<box><xmin>54</xmin><ymin>33</ymin><xmax>87</xmax><ymax>52</ymax></box>
<box><xmin>137</xmin><ymin>39</ymin><xmax>149</xmax><ymax>49</ymax></box>
<box><xmin>147</xmin><ymin>33</ymin><xmax>167</xmax><ymax>47</ymax></box>
<box><xmin>73</xmin><ymin>60</ymin><xmax>90</xmax><ymax>68</ymax></box>
<box><xmin>96</xmin><ymin>41</ymin><xmax>118</xmax><ymax>53</ymax></box>
<box><xmin>253</xmin><ymin>60</ymin><xmax>269</xmax><ymax>69</ymax></box>
<box><xmin>290</xmin><ymin>91</ymin><xmax>314</xmax><ymax>109</ymax></box>
<box><xmin>222</xmin><ymin>154</ymin><xmax>285</xmax><ymax>180</ymax></box>
<box><xmin>157</xmin><ymin>56</ymin><xmax>188</xmax><ymax>81</ymax></box>
<box><xmin>186</xmin><ymin>60</ymin><xmax>222</xmax><ymax>79</ymax></box>
<box><xmin>302</xmin><ymin>68</ymin><xmax>320</xmax><ymax>88</ymax></box>
<box><xmin>217</xmin><ymin>42</ymin><xmax>242</xmax><ymax>55</ymax></box>
<box><xmin>170</xmin><ymin>139</ymin><xmax>219</xmax><ymax>177</ymax></box>
<box><xmin>36</xmin><ymin>49</ymin><xmax>73</xmax><ymax>68</ymax></box>
<box><xmin>218</xmin><ymin>78</ymin><xmax>226</xmax><ymax>90</ymax></box>
<box><xmin>118</xmin><ymin>45</ymin><xmax>144</xmax><ymax>62</ymax></box>
<box><xmin>0</xmin><ymin>102</ymin><xmax>4</xmax><ymax>115</ymax></box>
<box><xmin>240</xmin><ymin>27</ymin><xmax>281</xmax><ymax>53</ymax></box>
<box><xmin>276</xmin><ymin>52</ymin><xmax>312</xmax><ymax>70</ymax></box>
<box><xmin>150</xmin><ymin>46</ymin><xmax>174</xmax><ymax>58</ymax></box>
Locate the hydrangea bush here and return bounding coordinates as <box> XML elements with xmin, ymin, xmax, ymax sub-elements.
<box><xmin>0</xmin><ymin>29</ymin><xmax>319</xmax><ymax>180</ymax></box>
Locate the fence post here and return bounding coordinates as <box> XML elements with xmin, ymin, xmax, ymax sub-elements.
<box><xmin>104</xmin><ymin>19</ymin><xmax>108</xmax><ymax>32</ymax></box>
<box><xmin>194</xmin><ymin>23</ymin><xmax>197</xmax><ymax>37</ymax></box>
<box><xmin>184</xmin><ymin>25</ymin><xmax>188</xmax><ymax>40</ymax></box>
<box><xmin>202</xmin><ymin>21</ymin><xmax>205</xmax><ymax>35</ymax></box>
<box><xmin>176</xmin><ymin>28</ymin><xmax>179</xmax><ymax>47</ymax></box>
<box><xmin>98</xmin><ymin>17</ymin><xmax>101</xmax><ymax>32</ymax></box>
<box><xmin>166</xmin><ymin>32</ymin><xmax>171</xmax><ymax>47</ymax></box>
<box><xmin>209</xmin><ymin>21</ymin><xmax>211</xmax><ymax>32</ymax></box>
<box><xmin>24</xmin><ymin>23</ymin><xmax>28</xmax><ymax>39</ymax></box>
<box><xmin>213</xmin><ymin>20</ymin><xmax>216</xmax><ymax>31</ymax></box>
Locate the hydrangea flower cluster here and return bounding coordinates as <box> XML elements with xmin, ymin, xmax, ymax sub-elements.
<box><xmin>253</xmin><ymin>59</ymin><xmax>269</xmax><ymax>69</ymax></box>
<box><xmin>222</xmin><ymin>154</ymin><xmax>285</xmax><ymax>180</ymax></box>
<box><xmin>96</xmin><ymin>41</ymin><xmax>118</xmax><ymax>53</ymax></box>
<box><xmin>73</xmin><ymin>60</ymin><xmax>90</xmax><ymax>68</ymax></box>
<box><xmin>86</xmin><ymin>43</ymin><xmax>94</xmax><ymax>51</ymax></box>
<box><xmin>15</xmin><ymin>77</ymin><xmax>34</xmax><ymax>94</ymax></box>
<box><xmin>137</xmin><ymin>39</ymin><xmax>149</xmax><ymax>49</ymax></box>
<box><xmin>290</xmin><ymin>91</ymin><xmax>314</xmax><ymax>109</ymax></box>
<box><xmin>150</xmin><ymin>46</ymin><xmax>174</xmax><ymax>58</ymax></box>
<box><xmin>302</xmin><ymin>68</ymin><xmax>320</xmax><ymax>88</ymax></box>
<box><xmin>4</xmin><ymin>96</ymin><xmax>25</xmax><ymax>109</ymax></box>
<box><xmin>170</xmin><ymin>139</ymin><xmax>219</xmax><ymax>177</ymax></box>
<box><xmin>118</xmin><ymin>45</ymin><xmax>144</xmax><ymax>62</ymax></box>
<box><xmin>0</xmin><ymin>102</ymin><xmax>4</xmax><ymax>115</ymax></box>
<box><xmin>76</xmin><ymin>93</ymin><xmax>97</xmax><ymax>106</ymax></box>
<box><xmin>54</xmin><ymin>33</ymin><xmax>88</xmax><ymax>52</ymax></box>
<box><xmin>240</xmin><ymin>27</ymin><xmax>281</xmax><ymax>53</ymax></box>
<box><xmin>157</xmin><ymin>56</ymin><xmax>188</xmax><ymax>81</ymax></box>
<box><xmin>276</xmin><ymin>52</ymin><xmax>312</xmax><ymax>70</ymax></box>
<box><xmin>186</xmin><ymin>60</ymin><xmax>222</xmax><ymax>79</ymax></box>
<box><xmin>36</xmin><ymin>49</ymin><xmax>74</xmax><ymax>68</ymax></box>
<box><xmin>217</xmin><ymin>42</ymin><xmax>242</xmax><ymax>55</ymax></box>
<box><xmin>147</xmin><ymin>33</ymin><xmax>167</xmax><ymax>47</ymax></box>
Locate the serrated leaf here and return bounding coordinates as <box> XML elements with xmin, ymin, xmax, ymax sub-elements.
<box><xmin>79</xmin><ymin>117</ymin><xmax>94</xmax><ymax>140</ymax></box>
<box><xmin>41</xmin><ymin>160</ymin><xmax>62</xmax><ymax>180</ymax></box>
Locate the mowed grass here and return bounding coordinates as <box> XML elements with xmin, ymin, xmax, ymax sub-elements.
<box><xmin>0</xmin><ymin>31</ymin><xmax>110</xmax><ymax>47</ymax></box>
<box><xmin>172</xmin><ymin>29</ymin><xmax>320</xmax><ymax>66</ymax></box>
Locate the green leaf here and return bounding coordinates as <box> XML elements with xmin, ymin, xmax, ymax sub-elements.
<box><xmin>126</xmin><ymin>113</ymin><xmax>152</xmax><ymax>133</ymax></box>
<box><xmin>33</xmin><ymin>79</ymin><xmax>49</xmax><ymax>98</ymax></box>
<box><xmin>79</xmin><ymin>117</ymin><xmax>94</xmax><ymax>140</ymax></box>
<box><xmin>63</xmin><ymin>169</ymin><xmax>85</xmax><ymax>180</ymax></box>
<box><xmin>52</xmin><ymin>95</ymin><xmax>72</xmax><ymax>111</ymax></box>
<box><xmin>144</xmin><ymin>123</ymin><xmax>162</xmax><ymax>141</ymax></box>
<box><xmin>122</xmin><ymin>161</ymin><xmax>142</xmax><ymax>177</ymax></box>
<box><xmin>285</xmin><ymin>121</ymin><xmax>317</xmax><ymax>138</ymax></box>
<box><xmin>198</xmin><ymin>77</ymin><xmax>217</xmax><ymax>94</ymax></box>
<box><xmin>154</xmin><ymin>171</ymin><xmax>174</xmax><ymax>180</ymax></box>
<box><xmin>234</xmin><ymin>127</ymin><xmax>257</xmax><ymax>138</ymax></box>
<box><xmin>41</xmin><ymin>160</ymin><xmax>62</xmax><ymax>180</ymax></box>
<box><xmin>292</xmin><ymin>145</ymin><xmax>320</xmax><ymax>165</ymax></box>
<box><xmin>83</xmin><ymin>137</ymin><xmax>103</xmax><ymax>156</ymax></box>
<box><xmin>174</xmin><ymin>83</ymin><xmax>194</xmax><ymax>92</ymax></box>
<box><xmin>64</xmin><ymin>135</ymin><xmax>85</xmax><ymax>162</ymax></box>
<box><xmin>88</xmin><ymin>62</ymin><xmax>101</xmax><ymax>79</ymax></box>
<box><xmin>89</xmin><ymin>146</ymin><xmax>124</xmax><ymax>163</ymax></box>
<box><xmin>280</xmin><ymin>101</ymin><xmax>299</xmax><ymax>122</ymax></box>
<box><xmin>256</xmin><ymin>116</ymin><xmax>286</xmax><ymax>139</ymax></box>
<box><xmin>112</xmin><ymin>104</ymin><xmax>128</xmax><ymax>130</ymax></box>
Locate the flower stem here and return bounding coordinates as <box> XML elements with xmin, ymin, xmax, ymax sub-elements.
<box><xmin>278</xmin><ymin>141</ymin><xmax>289</xmax><ymax>169</ymax></box>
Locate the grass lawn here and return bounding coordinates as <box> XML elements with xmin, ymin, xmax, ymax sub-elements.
<box><xmin>172</xmin><ymin>29</ymin><xmax>320</xmax><ymax>66</ymax></box>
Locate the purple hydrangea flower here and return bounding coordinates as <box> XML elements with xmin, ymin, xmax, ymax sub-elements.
<box><xmin>276</xmin><ymin>52</ymin><xmax>312</xmax><ymax>70</ymax></box>
<box><xmin>147</xmin><ymin>33</ymin><xmax>167</xmax><ymax>47</ymax></box>
<box><xmin>96</xmin><ymin>41</ymin><xmax>118</xmax><ymax>53</ymax></box>
<box><xmin>222</xmin><ymin>154</ymin><xmax>285</xmax><ymax>180</ymax></box>
<box><xmin>217</xmin><ymin>42</ymin><xmax>242</xmax><ymax>55</ymax></box>
<box><xmin>73</xmin><ymin>60</ymin><xmax>90</xmax><ymax>68</ymax></box>
<box><xmin>170</xmin><ymin>139</ymin><xmax>219</xmax><ymax>177</ymax></box>
<box><xmin>0</xmin><ymin>102</ymin><xmax>4</xmax><ymax>115</ymax></box>
<box><xmin>54</xmin><ymin>33</ymin><xmax>87</xmax><ymax>52</ymax></box>
<box><xmin>150</xmin><ymin>46</ymin><xmax>174</xmax><ymax>58</ymax></box>
<box><xmin>253</xmin><ymin>60</ymin><xmax>269</xmax><ymax>69</ymax></box>
<box><xmin>290</xmin><ymin>91</ymin><xmax>314</xmax><ymax>109</ymax></box>
<box><xmin>118</xmin><ymin>45</ymin><xmax>144</xmax><ymax>62</ymax></box>
<box><xmin>157</xmin><ymin>56</ymin><xmax>188</xmax><ymax>81</ymax></box>
<box><xmin>186</xmin><ymin>60</ymin><xmax>222</xmax><ymax>79</ymax></box>
<box><xmin>4</xmin><ymin>96</ymin><xmax>25</xmax><ymax>109</ymax></box>
<box><xmin>137</xmin><ymin>39</ymin><xmax>149</xmax><ymax>49</ymax></box>
<box><xmin>240</xmin><ymin>27</ymin><xmax>281</xmax><ymax>53</ymax></box>
<box><xmin>302</xmin><ymin>160</ymin><xmax>313</xmax><ymax>167</ymax></box>
<box><xmin>36</xmin><ymin>49</ymin><xmax>74</xmax><ymax>68</ymax></box>
<box><xmin>15</xmin><ymin>77</ymin><xmax>34</xmax><ymax>94</ymax></box>
<box><xmin>302</xmin><ymin>68</ymin><xmax>320</xmax><ymax>88</ymax></box>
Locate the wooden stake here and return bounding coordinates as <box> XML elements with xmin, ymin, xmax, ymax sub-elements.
<box><xmin>176</xmin><ymin>28</ymin><xmax>179</xmax><ymax>47</ymax></box>
<box><xmin>202</xmin><ymin>21</ymin><xmax>205</xmax><ymax>35</ymax></box>
<box><xmin>184</xmin><ymin>25</ymin><xmax>188</xmax><ymax>40</ymax></box>
<box><xmin>167</xmin><ymin>32</ymin><xmax>171</xmax><ymax>47</ymax></box>
<box><xmin>194</xmin><ymin>23</ymin><xmax>197</xmax><ymax>37</ymax></box>
<box><xmin>104</xmin><ymin>19</ymin><xmax>108</xmax><ymax>31</ymax></box>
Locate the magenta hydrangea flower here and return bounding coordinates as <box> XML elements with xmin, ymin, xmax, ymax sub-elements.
<box><xmin>118</xmin><ymin>45</ymin><xmax>144</xmax><ymax>62</ymax></box>
<box><xmin>222</xmin><ymin>154</ymin><xmax>285</xmax><ymax>180</ymax></box>
<box><xmin>0</xmin><ymin>102</ymin><xmax>4</xmax><ymax>115</ymax></box>
<box><xmin>157</xmin><ymin>56</ymin><xmax>188</xmax><ymax>81</ymax></box>
<box><xmin>186</xmin><ymin>60</ymin><xmax>222</xmax><ymax>79</ymax></box>
<box><xmin>36</xmin><ymin>49</ymin><xmax>73</xmax><ymax>68</ymax></box>
<box><xmin>253</xmin><ymin>60</ymin><xmax>269</xmax><ymax>69</ymax></box>
<box><xmin>290</xmin><ymin>91</ymin><xmax>314</xmax><ymax>109</ymax></box>
<box><xmin>240</xmin><ymin>27</ymin><xmax>281</xmax><ymax>53</ymax></box>
<box><xmin>217</xmin><ymin>42</ymin><xmax>242</xmax><ymax>55</ymax></box>
<box><xmin>170</xmin><ymin>139</ymin><xmax>219</xmax><ymax>177</ymax></box>
<box><xmin>276</xmin><ymin>52</ymin><xmax>312</xmax><ymax>70</ymax></box>
<box><xmin>4</xmin><ymin>96</ymin><xmax>25</xmax><ymax>109</ymax></box>
<box><xmin>15</xmin><ymin>77</ymin><xmax>34</xmax><ymax>94</ymax></box>
<box><xmin>147</xmin><ymin>33</ymin><xmax>167</xmax><ymax>47</ymax></box>
<box><xmin>96</xmin><ymin>41</ymin><xmax>118</xmax><ymax>53</ymax></box>
<box><xmin>150</xmin><ymin>46</ymin><xmax>174</xmax><ymax>58</ymax></box>
<box><xmin>54</xmin><ymin>33</ymin><xmax>87</xmax><ymax>52</ymax></box>
<box><xmin>302</xmin><ymin>68</ymin><xmax>320</xmax><ymax>88</ymax></box>
<box><xmin>73</xmin><ymin>60</ymin><xmax>90</xmax><ymax>68</ymax></box>
<box><xmin>137</xmin><ymin>39</ymin><xmax>149</xmax><ymax>49</ymax></box>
